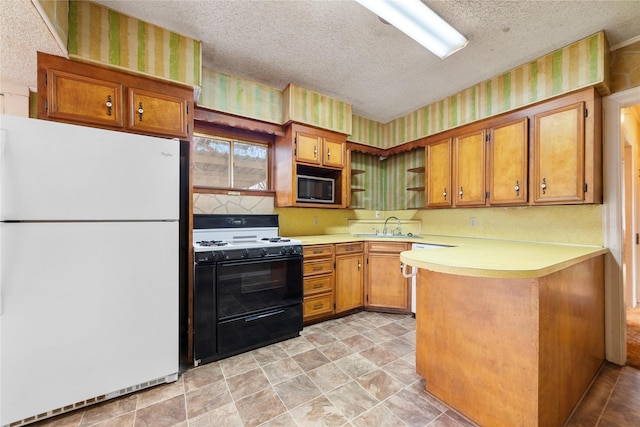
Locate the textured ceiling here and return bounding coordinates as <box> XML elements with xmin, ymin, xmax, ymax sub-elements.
<box><xmin>3</xmin><ymin>1</ymin><xmax>640</xmax><ymax>123</ymax></box>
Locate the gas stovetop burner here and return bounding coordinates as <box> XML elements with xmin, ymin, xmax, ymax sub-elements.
<box><xmin>262</xmin><ymin>237</ymin><xmax>291</xmax><ymax>243</ymax></box>
<box><xmin>196</xmin><ymin>240</ymin><xmax>228</xmax><ymax>247</ymax></box>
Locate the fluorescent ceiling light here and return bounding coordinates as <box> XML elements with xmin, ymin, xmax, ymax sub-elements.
<box><xmin>355</xmin><ymin>0</ymin><xmax>468</xmax><ymax>58</ymax></box>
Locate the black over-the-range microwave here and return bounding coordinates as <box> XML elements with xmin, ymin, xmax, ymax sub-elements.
<box><xmin>296</xmin><ymin>174</ymin><xmax>335</xmax><ymax>203</ymax></box>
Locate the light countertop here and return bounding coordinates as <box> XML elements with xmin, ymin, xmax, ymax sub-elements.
<box><xmin>287</xmin><ymin>233</ymin><xmax>608</xmax><ymax>279</ymax></box>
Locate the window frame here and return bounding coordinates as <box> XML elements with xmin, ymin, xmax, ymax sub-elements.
<box><xmin>192</xmin><ymin>126</ymin><xmax>274</xmax><ymax>196</ymax></box>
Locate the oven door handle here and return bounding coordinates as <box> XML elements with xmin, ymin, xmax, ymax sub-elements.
<box><xmin>244</xmin><ymin>309</ymin><xmax>285</xmax><ymax>322</ymax></box>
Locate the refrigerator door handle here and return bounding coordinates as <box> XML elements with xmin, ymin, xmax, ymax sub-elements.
<box><xmin>0</xmin><ymin>129</ymin><xmax>4</xmax><ymax>315</ymax></box>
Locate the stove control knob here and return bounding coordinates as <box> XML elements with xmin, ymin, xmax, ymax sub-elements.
<box><xmin>217</xmin><ymin>250</ymin><xmax>228</xmax><ymax>261</ymax></box>
<box><xmin>259</xmin><ymin>248</ymin><xmax>268</xmax><ymax>257</ymax></box>
<box><xmin>280</xmin><ymin>247</ymin><xmax>288</xmax><ymax>255</ymax></box>
<box><xmin>242</xmin><ymin>249</ymin><xmax>250</xmax><ymax>258</ymax></box>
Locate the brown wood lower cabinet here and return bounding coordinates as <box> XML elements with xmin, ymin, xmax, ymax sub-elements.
<box><xmin>334</xmin><ymin>242</ymin><xmax>364</xmax><ymax>313</ymax></box>
<box><xmin>302</xmin><ymin>245</ymin><xmax>334</xmax><ymax>323</ymax></box>
<box><xmin>365</xmin><ymin>241</ymin><xmax>411</xmax><ymax>313</ymax></box>
<box><xmin>415</xmin><ymin>255</ymin><xmax>605</xmax><ymax>427</ymax></box>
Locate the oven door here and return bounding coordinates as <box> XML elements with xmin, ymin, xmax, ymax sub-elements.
<box><xmin>216</xmin><ymin>255</ymin><xmax>303</xmax><ymax>320</ymax></box>
<box><xmin>216</xmin><ymin>255</ymin><xmax>303</xmax><ymax>357</ymax></box>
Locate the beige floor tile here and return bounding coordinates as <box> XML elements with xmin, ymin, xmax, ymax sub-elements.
<box><xmin>234</xmin><ymin>387</ymin><xmax>287</xmax><ymax>427</ymax></box>
<box><xmin>307</xmin><ymin>363</ymin><xmax>352</xmax><ymax>393</ymax></box>
<box><xmin>325</xmin><ymin>381</ymin><xmax>379</xmax><ymax>420</ymax></box>
<box><xmin>273</xmin><ymin>374</ymin><xmax>322</xmax><ymax>410</ymax></box>
<box><xmin>133</xmin><ymin>395</ymin><xmax>185</xmax><ymax>427</ymax></box>
<box><xmin>226</xmin><ymin>367</ymin><xmax>270</xmax><ymax>401</ymax></box>
<box><xmin>288</xmin><ymin>396</ymin><xmax>348</xmax><ymax>427</ymax></box>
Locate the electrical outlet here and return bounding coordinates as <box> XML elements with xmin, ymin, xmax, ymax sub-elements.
<box><xmin>375</xmin><ymin>211</ymin><xmax>381</xmax><ymax>218</ymax></box>
<box><xmin>313</xmin><ymin>216</ymin><xmax>318</xmax><ymax>225</ymax></box>
<box><xmin>470</xmin><ymin>217</ymin><xmax>477</xmax><ymax>228</ymax></box>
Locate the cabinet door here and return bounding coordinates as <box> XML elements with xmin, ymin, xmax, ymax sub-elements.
<box><xmin>296</xmin><ymin>132</ymin><xmax>322</xmax><ymax>165</ymax></box>
<box><xmin>45</xmin><ymin>69</ymin><xmax>124</xmax><ymax>128</ymax></box>
<box><xmin>426</xmin><ymin>138</ymin><xmax>452</xmax><ymax>208</ymax></box>
<box><xmin>366</xmin><ymin>252</ymin><xmax>410</xmax><ymax>313</ymax></box>
<box><xmin>533</xmin><ymin>102</ymin><xmax>585</xmax><ymax>204</ymax></box>
<box><xmin>323</xmin><ymin>138</ymin><xmax>345</xmax><ymax>168</ymax></box>
<box><xmin>128</xmin><ymin>88</ymin><xmax>188</xmax><ymax>138</ymax></box>
<box><xmin>454</xmin><ymin>130</ymin><xmax>486</xmax><ymax>206</ymax></box>
<box><xmin>335</xmin><ymin>253</ymin><xmax>364</xmax><ymax>313</ymax></box>
<box><xmin>488</xmin><ymin>118</ymin><xmax>528</xmax><ymax>205</ymax></box>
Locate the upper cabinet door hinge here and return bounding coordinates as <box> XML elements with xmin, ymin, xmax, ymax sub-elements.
<box><xmin>485</xmin><ymin>133</ymin><xmax>490</xmax><ymax>142</ymax></box>
<box><xmin>584</xmin><ymin>108</ymin><xmax>588</xmax><ymax>117</ymax></box>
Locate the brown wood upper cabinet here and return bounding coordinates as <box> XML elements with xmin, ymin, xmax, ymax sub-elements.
<box><xmin>488</xmin><ymin>118</ymin><xmax>528</xmax><ymax>205</ymax></box>
<box><xmin>454</xmin><ymin>129</ymin><xmax>486</xmax><ymax>206</ymax></box>
<box><xmin>422</xmin><ymin>87</ymin><xmax>600</xmax><ymax>208</ymax></box>
<box><xmin>37</xmin><ymin>52</ymin><xmax>193</xmax><ymax>140</ymax></box>
<box><xmin>296</xmin><ymin>132</ymin><xmax>345</xmax><ymax>168</ymax></box>
<box><xmin>532</xmin><ymin>102</ymin><xmax>587</xmax><ymax>204</ymax></box>
<box><xmin>426</xmin><ymin>138</ymin><xmax>453</xmax><ymax>208</ymax></box>
<box><xmin>274</xmin><ymin>123</ymin><xmax>348</xmax><ymax>208</ymax></box>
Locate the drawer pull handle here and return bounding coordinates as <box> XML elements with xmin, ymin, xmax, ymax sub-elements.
<box><xmin>313</xmin><ymin>249</ymin><xmax>323</xmax><ymax>253</ymax></box>
<box><xmin>313</xmin><ymin>303</ymin><xmax>324</xmax><ymax>309</ymax></box>
<box><xmin>313</xmin><ymin>266</ymin><xmax>324</xmax><ymax>271</ymax></box>
<box><xmin>313</xmin><ymin>283</ymin><xmax>323</xmax><ymax>288</ymax></box>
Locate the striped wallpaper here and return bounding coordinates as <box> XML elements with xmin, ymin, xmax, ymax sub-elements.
<box><xmin>68</xmin><ymin>0</ymin><xmax>202</xmax><ymax>88</ymax></box>
<box><xmin>368</xmin><ymin>32</ymin><xmax>607</xmax><ymax>148</ymax></box>
<box><xmin>284</xmin><ymin>84</ymin><xmax>352</xmax><ymax>135</ymax></box>
<box><xmin>198</xmin><ymin>68</ymin><xmax>283</xmax><ymax>124</ymax></box>
<box><xmin>351</xmin><ymin>148</ymin><xmax>424</xmax><ymax>210</ymax></box>
<box><xmin>350</xmin><ymin>115</ymin><xmax>385</xmax><ymax>148</ymax></box>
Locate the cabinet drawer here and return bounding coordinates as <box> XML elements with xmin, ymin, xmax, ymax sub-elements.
<box><xmin>366</xmin><ymin>241</ymin><xmax>409</xmax><ymax>253</ymax></box>
<box><xmin>304</xmin><ymin>275</ymin><xmax>333</xmax><ymax>295</ymax></box>
<box><xmin>303</xmin><ymin>244</ymin><xmax>334</xmax><ymax>258</ymax></box>
<box><xmin>303</xmin><ymin>294</ymin><xmax>334</xmax><ymax>318</ymax></box>
<box><xmin>335</xmin><ymin>242</ymin><xmax>363</xmax><ymax>255</ymax></box>
<box><xmin>303</xmin><ymin>260</ymin><xmax>334</xmax><ymax>276</ymax></box>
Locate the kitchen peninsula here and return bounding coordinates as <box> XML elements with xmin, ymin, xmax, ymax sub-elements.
<box><xmin>399</xmin><ymin>239</ymin><xmax>608</xmax><ymax>427</ymax></box>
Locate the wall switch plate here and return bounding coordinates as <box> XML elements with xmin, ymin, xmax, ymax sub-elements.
<box><xmin>375</xmin><ymin>211</ymin><xmax>380</xmax><ymax>218</ymax></box>
<box><xmin>470</xmin><ymin>217</ymin><xmax>477</xmax><ymax>227</ymax></box>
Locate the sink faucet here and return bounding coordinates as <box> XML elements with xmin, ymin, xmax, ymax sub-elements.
<box><xmin>383</xmin><ymin>216</ymin><xmax>401</xmax><ymax>236</ymax></box>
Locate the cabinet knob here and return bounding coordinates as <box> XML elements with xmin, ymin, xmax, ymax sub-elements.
<box><xmin>327</xmin><ymin>148</ymin><xmax>331</xmax><ymax>159</ymax></box>
<box><xmin>459</xmin><ymin>187</ymin><xmax>463</xmax><ymax>199</ymax></box>
<box><xmin>443</xmin><ymin>188</ymin><xmax>447</xmax><ymax>200</ymax></box>
<box><xmin>138</xmin><ymin>102</ymin><xmax>144</xmax><ymax>121</ymax></box>
<box><xmin>358</xmin><ymin>261</ymin><xmax>361</xmax><ymax>270</ymax></box>
<box><xmin>105</xmin><ymin>95</ymin><xmax>112</xmax><ymax>116</ymax></box>
<box><xmin>541</xmin><ymin>178</ymin><xmax>547</xmax><ymax>194</ymax></box>
<box><xmin>514</xmin><ymin>180</ymin><xmax>520</xmax><ymax>195</ymax></box>
<box><xmin>313</xmin><ymin>145</ymin><xmax>317</xmax><ymax>158</ymax></box>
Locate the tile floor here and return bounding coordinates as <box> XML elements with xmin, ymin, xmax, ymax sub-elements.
<box><xmin>31</xmin><ymin>311</ymin><xmax>640</xmax><ymax>427</ymax></box>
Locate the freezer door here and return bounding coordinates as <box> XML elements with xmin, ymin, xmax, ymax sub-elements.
<box><xmin>0</xmin><ymin>115</ymin><xmax>179</xmax><ymax>221</ymax></box>
<box><xmin>0</xmin><ymin>222</ymin><xmax>179</xmax><ymax>425</ymax></box>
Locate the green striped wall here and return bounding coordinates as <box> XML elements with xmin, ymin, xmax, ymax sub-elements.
<box><xmin>198</xmin><ymin>68</ymin><xmax>283</xmax><ymax>124</ymax></box>
<box><xmin>350</xmin><ymin>152</ymin><xmax>382</xmax><ymax>210</ymax></box>
<box><xmin>284</xmin><ymin>84</ymin><xmax>352</xmax><ymax>134</ymax></box>
<box><xmin>378</xmin><ymin>32</ymin><xmax>606</xmax><ymax>148</ymax></box>
<box><xmin>68</xmin><ymin>1</ymin><xmax>202</xmax><ymax>88</ymax></box>
<box><xmin>35</xmin><ymin>0</ymin><xmax>68</xmax><ymax>49</ymax></box>
<box><xmin>350</xmin><ymin>115</ymin><xmax>385</xmax><ymax>148</ymax></box>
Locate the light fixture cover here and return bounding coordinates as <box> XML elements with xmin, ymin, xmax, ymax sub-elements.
<box><xmin>356</xmin><ymin>0</ymin><xmax>468</xmax><ymax>58</ymax></box>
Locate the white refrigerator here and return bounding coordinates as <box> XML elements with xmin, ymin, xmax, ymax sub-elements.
<box><xmin>0</xmin><ymin>115</ymin><xmax>179</xmax><ymax>426</ymax></box>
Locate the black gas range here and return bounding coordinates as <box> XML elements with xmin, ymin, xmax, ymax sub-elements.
<box><xmin>192</xmin><ymin>214</ymin><xmax>303</xmax><ymax>365</ymax></box>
